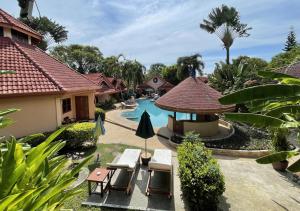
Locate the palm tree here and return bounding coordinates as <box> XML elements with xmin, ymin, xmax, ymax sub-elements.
<box><xmin>200</xmin><ymin>5</ymin><xmax>251</xmax><ymax>64</ymax></box>
<box><xmin>177</xmin><ymin>54</ymin><xmax>204</xmax><ymax>80</ymax></box>
<box><xmin>122</xmin><ymin>60</ymin><xmax>145</xmax><ymax>91</ymax></box>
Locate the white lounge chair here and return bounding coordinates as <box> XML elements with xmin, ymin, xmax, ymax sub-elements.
<box><xmin>107</xmin><ymin>149</ymin><xmax>141</xmax><ymax>194</ymax></box>
<box><xmin>146</xmin><ymin>149</ymin><xmax>173</xmax><ymax>198</ymax></box>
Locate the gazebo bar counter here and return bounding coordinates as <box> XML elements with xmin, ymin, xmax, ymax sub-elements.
<box><xmin>155</xmin><ymin>76</ymin><xmax>235</xmax><ymax>137</ymax></box>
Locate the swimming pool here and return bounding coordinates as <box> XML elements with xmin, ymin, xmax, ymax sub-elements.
<box><xmin>121</xmin><ymin>99</ymin><xmax>192</xmax><ymax>127</ymax></box>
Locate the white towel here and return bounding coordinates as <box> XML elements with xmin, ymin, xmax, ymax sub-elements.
<box><xmin>149</xmin><ymin>149</ymin><xmax>172</xmax><ymax>171</ymax></box>
<box><xmin>108</xmin><ymin>149</ymin><xmax>141</xmax><ymax>169</ymax></box>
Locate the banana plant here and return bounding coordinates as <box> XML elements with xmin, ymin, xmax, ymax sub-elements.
<box><xmin>0</xmin><ymin>127</ymin><xmax>93</xmax><ymax>210</ymax></box>
<box><xmin>219</xmin><ymin>70</ymin><xmax>300</xmax><ymax>172</ymax></box>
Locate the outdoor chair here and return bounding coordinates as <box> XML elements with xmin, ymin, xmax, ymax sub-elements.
<box><xmin>107</xmin><ymin>149</ymin><xmax>141</xmax><ymax>194</ymax></box>
<box><xmin>146</xmin><ymin>149</ymin><xmax>173</xmax><ymax>199</ymax></box>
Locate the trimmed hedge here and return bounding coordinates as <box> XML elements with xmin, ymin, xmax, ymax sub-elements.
<box><xmin>177</xmin><ymin>141</ymin><xmax>225</xmax><ymax>211</ymax></box>
<box><xmin>62</xmin><ymin>122</ymin><xmax>96</xmax><ymax>149</ymax></box>
<box><xmin>95</xmin><ymin>107</ymin><xmax>105</xmax><ymax>121</ymax></box>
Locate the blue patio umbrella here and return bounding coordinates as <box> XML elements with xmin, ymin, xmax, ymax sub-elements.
<box><xmin>94</xmin><ymin>115</ymin><xmax>105</xmax><ymax>140</ymax></box>
<box><xmin>136</xmin><ymin>110</ymin><xmax>155</xmax><ymax>158</ymax></box>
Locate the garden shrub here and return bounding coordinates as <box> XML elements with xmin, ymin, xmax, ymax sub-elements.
<box><xmin>183</xmin><ymin>131</ymin><xmax>202</xmax><ymax>143</ymax></box>
<box><xmin>96</xmin><ymin>98</ymin><xmax>117</xmax><ymax>110</ymax></box>
<box><xmin>24</xmin><ymin>133</ymin><xmax>46</xmax><ymax>147</ymax></box>
<box><xmin>177</xmin><ymin>141</ymin><xmax>225</xmax><ymax>211</ymax></box>
<box><xmin>95</xmin><ymin>107</ymin><xmax>105</xmax><ymax>121</ymax></box>
<box><xmin>62</xmin><ymin>122</ymin><xmax>96</xmax><ymax>149</ymax></box>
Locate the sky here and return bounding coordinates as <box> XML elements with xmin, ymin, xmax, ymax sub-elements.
<box><xmin>1</xmin><ymin>0</ymin><xmax>300</xmax><ymax>73</ymax></box>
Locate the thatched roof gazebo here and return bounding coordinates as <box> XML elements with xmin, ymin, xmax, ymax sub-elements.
<box><xmin>155</xmin><ymin>76</ymin><xmax>235</xmax><ymax>137</ymax></box>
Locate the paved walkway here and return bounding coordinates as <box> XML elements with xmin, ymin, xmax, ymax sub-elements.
<box><xmin>100</xmin><ymin>114</ymin><xmax>300</xmax><ymax>211</ymax></box>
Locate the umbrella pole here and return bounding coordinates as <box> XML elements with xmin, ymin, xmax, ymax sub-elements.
<box><xmin>145</xmin><ymin>138</ymin><xmax>147</xmax><ymax>157</ymax></box>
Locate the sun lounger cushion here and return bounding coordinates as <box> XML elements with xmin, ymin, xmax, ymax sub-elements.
<box><xmin>107</xmin><ymin>149</ymin><xmax>141</xmax><ymax>169</ymax></box>
<box><xmin>149</xmin><ymin>149</ymin><xmax>172</xmax><ymax>171</ymax></box>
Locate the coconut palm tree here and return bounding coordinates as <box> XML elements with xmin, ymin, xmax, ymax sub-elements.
<box><xmin>200</xmin><ymin>5</ymin><xmax>251</xmax><ymax>64</ymax></box>
<box><xmin>177</xmin><ymin>54</ymin><xmax>204</xmax><ymax>80</ymax></box>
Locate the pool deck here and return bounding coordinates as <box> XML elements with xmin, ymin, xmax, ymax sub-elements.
<box><xmin>97</xmin><ymin>109</ymin><xmax>300</xmax><ymax>211</ymax></box>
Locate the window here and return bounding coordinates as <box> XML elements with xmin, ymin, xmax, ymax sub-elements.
<box><xmin>62</xmin><ymin>98</ymin><xmax>71</xmax><ymax>113</ymax></box>
<box><xmin>11</xmin><ymin>29</ymin><xmax>28</xmax><ymax>43</ymax></box>
<box><xmin>0</xmin><ymin>27</ymin><xmax>3</xmax><ymax>37</ymax></box>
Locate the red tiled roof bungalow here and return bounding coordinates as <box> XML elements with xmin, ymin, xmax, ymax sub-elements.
<box><xmin>85</xmin><ymin>73</ymin><xmax>121</xmax><ymax>103</ymax></box>
<box><xmin>137</xmin><ymin>76</ymin><xmax>175</xmax><ymax>95</ymax></box>
<box><xmin>0</xmin><ymin>9</ymin><xmax>98</xmax><ymax>138</ymax></box>
<box><xmin>155</xmin><ymin>76</ymin><xmax>235</xmax><ymax>137</ymax></box>
<box><xmin>107</xmin><ymin>77</ymin><xmax>127</xmax><ymax>92</ymax></box>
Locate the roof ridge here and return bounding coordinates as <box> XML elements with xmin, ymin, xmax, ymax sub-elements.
<box><xmin>0</xmin><ymin>8</ymin><xmax>42</xmax><ymax>37</ymax></box>
<box><xmin>11</xmin><ymin>40</ymin><xmax>64</xmax><ymax>91</ymax></box>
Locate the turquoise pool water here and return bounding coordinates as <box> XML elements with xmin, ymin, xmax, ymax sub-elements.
<box><xmin>121</xmin><ymin>99</ymin><xmax>192</xmax><ymax>127</ymax></box>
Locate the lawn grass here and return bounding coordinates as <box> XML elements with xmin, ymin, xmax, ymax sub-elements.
<box><xmin>62</xmin><ymin>143</ymin><xmax>143</xmax><ymax>210</ymax></box>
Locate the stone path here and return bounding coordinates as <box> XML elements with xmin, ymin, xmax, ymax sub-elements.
<box><xmin>99</xmin><ymin>117</ymin><xmax>300</xmax><ymax>211</ymax></box>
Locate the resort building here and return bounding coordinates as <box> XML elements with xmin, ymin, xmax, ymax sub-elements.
<box><xmin>85</xmin><ymin>73</ymin><xmax>127</xmax><ymax>103</ymax></box>
<box><xmin>137</xmin><ymin>76</ymin><xmax>174</xmax><ymax>95</ymax></box>
<box><xmin>0</xmin><ymin>8</ymin><xmax>98</xmax><ymax>137</ymax></box>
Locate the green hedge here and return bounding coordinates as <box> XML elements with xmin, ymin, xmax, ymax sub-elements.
<box><xmin>62</xmin><ymin>122</ymin><xmax>96</xmax><ymax>149</ymax></box>
<box><xmin>95</xmin><ymin>108</ymin><xmax>105</xmax><ymax>121</ymax></box>
<box><xmin>177</xmin><ymin>141</ymin><xmax>225</xmax><ymax>210</ymax></box>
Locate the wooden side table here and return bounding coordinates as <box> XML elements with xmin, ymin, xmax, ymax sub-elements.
<box><xmin>87</xmin><ymin>168</ymin><xmax>111</xmax><ymax>197</ymax></box>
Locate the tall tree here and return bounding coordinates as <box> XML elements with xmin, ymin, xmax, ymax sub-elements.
<box><xmin>200</xmin><ymin>5</ymin><xmax>251</xmax><ymax>64</ymax></box>
<box><xmin>50</xmin><ymin>44</ymin><xmax>103</xmax><ymax>74</ymax></box>
<box><xmin>162</xmin><ymin>65</ymin><xmax>180</xmax><ymax>85</ymax></box>
<box><xmin>283</xmin><ymin>27</ymin><xmax>297</xmax><ymax>52</ymax></box>
<box><xmin>176</xmin><ymin>54</ymin><xmax>204</xmax><ymax>80</ymax></box>
<box><xmin>145</xmin><ymin>63</ymin><xmax>166</xmax><ymax>80</ymax></box>
<box><xmin>122</xmin><ymin>60</ymin><xmax>145</xmax><ymax>90</ymax></box>
<box><xmin>18</xmin><ymin>0</ymin><xmax>34</xmax><ymax>18</ymax></box>
<box><xmin>269</xmin><ymin>46</ymin><xmax>300</xmax><ymax>69</ymax></box>
<box><xmin>101</xmin><ymin>55</ymin><xmax>123</xmax><ymax>78</ymax></box>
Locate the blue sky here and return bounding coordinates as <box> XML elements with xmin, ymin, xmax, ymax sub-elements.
<box><xmin>2</xmin><ymin>0</ymin><xmax>300</xmax><ymax>73</ymax></box>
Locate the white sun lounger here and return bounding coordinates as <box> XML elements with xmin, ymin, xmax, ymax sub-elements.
<box><xmin>146</xmin><ymin>149</ymin><xmax>173</xmax><ymax>198</ymax></box>
<box><xmin>107</xmin><ymin>149</ymin><xmax>141</xmax><ymax>194</ymax></box>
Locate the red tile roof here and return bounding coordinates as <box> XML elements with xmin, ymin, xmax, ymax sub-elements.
<box><xmin>85</xmin><ymin>73</ymin><xmax>118</xmax><ymax>95</ymax></box>
<box><xmin>0</xmin><ymin>8</ymin><xmax>42</xmax><ymax>39</ymax></box>
<box><xmin>0</xmin><ymin>37</ymin><xmax>98</xmax><ymax>97</ymax></box>
<box><xmin>137</xmin><ymin>76</ymin><xmax>175</xmax><ymax>90</ymax></box>
<box><xmin>276</xmin><ymin>61</ymin><xmax>300</xmax><ymax>78</ymax></box>
<box><xmin>107</xmin><ymin>77</ymin><xmax>127</xmax><ymax>91</ymax></box>
<box><xmin>155</xmin><ymin>77</ymin><xmax>235</xmax><ymax>114</ymax></box>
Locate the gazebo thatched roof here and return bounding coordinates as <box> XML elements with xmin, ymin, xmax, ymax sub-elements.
<box><xmin>155</xmin><ymin>77</ymin><xmax>235</xmax><ymax>114</ymax></box>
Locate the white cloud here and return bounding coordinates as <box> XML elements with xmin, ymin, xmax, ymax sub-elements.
<box><xmin>2</xmin><ymin>0</ymin><xmax>300</xmax><ymax>73</ymax></box>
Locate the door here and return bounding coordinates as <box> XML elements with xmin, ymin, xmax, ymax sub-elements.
<box><xmin>75</xmin><ymin>96</ymin><xmax>89</xmax><ymax>121</ymax></box>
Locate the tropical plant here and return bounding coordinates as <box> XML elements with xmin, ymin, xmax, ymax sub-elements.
<box><xmin>283</xmin><ymin>27</ymin><xmax>298</xmax><ymax>52</ymax></box>
<box><xmin>161</xmin><ymin>64</ymin><xmax>180</xmax><ymax>85</ymax></box>
<box><xmin>21</xmin><ymin>16</ymin><xmax>68</xmax><ymax>50</ymax></box>
<box><xmin>209</xmin><ymin>56</ymin><xmax>268</xmax><ymax>93</ymax></box>
<box><xmin>219</xmin><ymin>71</ymin><xmax>300</xmax><ymax>172</ymax></box>
<box><xmin>101</xmin><ymin>55</ymin><xmax>124</xmax><ymax>78</ymax></box>
<box><xmin>122</xmin><ymin>60</ymin><xmax>145</xmax><ymax>90</ymax></box>
<box><xmin>0</xmin><ymin>127</ymin><xmax>93</xmax><ymax>210</ymax></box>
<box><xmin>177</xmin><ymin>54</ymin><xmax>204</xmax><ymax>80</ymax></box>
<box><xmin>145</xmin><ymin>63</ymin><xmax>166</xmax><ymax>80</ymax></box>
<box><xmin>200</xmin><ymin>5</ymin><xmax>252</xmax><ymax>64</ymax></box>
<box><xmin>50</xmin><ymin>44</ymin><xmax>103</xmax><ymax>74</ymax></box>
<box><xmin>268</xmin><ymin>46</ymin><xmax>300</xmax><ymax>69</ymax></box>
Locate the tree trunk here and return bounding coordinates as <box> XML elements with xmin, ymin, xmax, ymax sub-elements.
<box><xmin>226</xmin><ymin>47</ymin><xmax>230</xmax><ymax>65</ymax></box>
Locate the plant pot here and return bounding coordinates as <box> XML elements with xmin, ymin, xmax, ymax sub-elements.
<box><xmin>141</xmin><ymin>152</ymin><xmax>151</xmax><ymax>166</ymax></box>
<box><xmin>272</xmin><ymin>160</ymin><xmax>289</xmax><ymax>171</ymax></box>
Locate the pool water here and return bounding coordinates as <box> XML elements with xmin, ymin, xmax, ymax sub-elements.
<box><xmin>121</xmin><ymin>99</ymin><xmax>193</xmax><ymax>127</ymax></box>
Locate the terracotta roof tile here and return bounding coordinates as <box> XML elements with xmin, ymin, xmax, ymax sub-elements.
<box><xmin>276</xmin><ymin>61</ymin><xmax>300</xmax><ymax>78</ymax></box>
<box><xmin>85</xmin><ymin>73</ymin><xmax>117</xmax><ymax>95</ymax></box>
<box><xmin>0</xmin><ymin>8</ymin><xmax>42</xmax><ymax>39</ymax></box>
<box><xmin>155</xmin><ymin>77</ymin><xmax>235</xmax><ymax>114</ymax></box>
<box><xmin>0</xmin><ymin>37</ymin><xmax>98</xmax><ymax>96</ymax></box>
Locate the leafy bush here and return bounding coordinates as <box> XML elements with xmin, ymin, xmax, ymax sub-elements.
<box><xmin>25</xmin><ymin>133</ymin><xmax>46</xmax><ymax>147</ymax></box>
<box><xmin>62</xmin><ymin>122</ymin><xmax>96</xmax><ymax>149</ymax></box>
<box><xmin>95</xmin><ymin>107</ymin><xmax>105</xmax><ymax>121</ymax></box>
<box><xmin>177</xmin><ymin>141</ymin><xmax>225</xmax><ymax>210</ymax></box>
<box><xmin>96</xmin><ymin>98</ymin><xmax>117</xmax><ymax>110</ymax></box>
<box><xmin>183</xmin><ymin>131</ymin><xmax>202</xmax><ymax>143</ymax></box>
